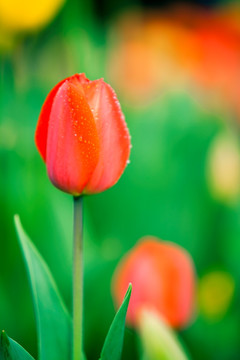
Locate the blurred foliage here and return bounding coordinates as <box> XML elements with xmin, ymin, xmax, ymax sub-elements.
<box><xmin>1</xmin><ymin>0</ymin><xmax>240</xmax><ymax>360</ymax></box>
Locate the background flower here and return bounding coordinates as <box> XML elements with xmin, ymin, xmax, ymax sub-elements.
<box><xmin>112</xmin><ymin>237</ymin><xmax>195</xmax><ymax>329</ymax></box>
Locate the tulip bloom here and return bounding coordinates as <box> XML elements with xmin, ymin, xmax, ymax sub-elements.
<box><xmin>112</xmin><ymin>237</ymin><xmax>195</xmax><ymax>328</ymax></box>
<box><xmin>35</xmin><ymin>73</ymin><xmax>131</xmax><ymax>195</ymax></box>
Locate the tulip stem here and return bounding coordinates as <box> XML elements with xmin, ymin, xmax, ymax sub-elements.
<box><xmin>73</xmin><ymin>195</ymin><xmax>84</xmax><ymax>360</ymax></box>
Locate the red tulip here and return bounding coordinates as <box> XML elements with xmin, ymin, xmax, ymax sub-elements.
<box><xmin>35</xmin><ymin>73</ymin><xmax>131</xmax><ymax>195</ymax></box>
<box><xmin>112</xmin><ymin>237</ymin><xmax>195</xmax><ymax>328</ymax></box>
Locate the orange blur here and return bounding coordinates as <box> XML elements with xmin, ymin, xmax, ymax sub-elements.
<box><xmin>107</xmin><ymin>5</ymin><xmax>240</xmax><ymax>115</ymax></box>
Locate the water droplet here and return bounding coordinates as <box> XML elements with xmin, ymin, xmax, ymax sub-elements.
<box><xmin>79</xmin><ymin>136</ymin><xmax>83</xmax><ymax>142</ymax></box>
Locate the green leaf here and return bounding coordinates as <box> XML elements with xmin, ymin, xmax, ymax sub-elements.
<box><xmin>100</xmin><ymin>283</ymin><xmax>132</xmax><ymax>360</ymax></box>
<box><xmin>14</xmin><ymin>215</ymin><xmax>72</xmax><ymax>360</ymax></box>
<box><xmin>0</xmin><ymin>330</ymin><xmax>35</xmax><ymax>360</ymax></box>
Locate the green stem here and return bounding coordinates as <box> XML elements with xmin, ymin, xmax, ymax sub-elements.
<box><xmin>73</xmin><ymin>196</ymin><xmax>83</xmax><ymax>360</ymax></box>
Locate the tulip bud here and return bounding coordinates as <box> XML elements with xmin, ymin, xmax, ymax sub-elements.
<box><xmin>35</xmin><ymin>73</ymin><xmax>131</xmax><ymax>196</ymax></box>
<box><xmin>112</xmin><ymin>237</ymin><xmax>195</xmax><ymax>329</ymax></box>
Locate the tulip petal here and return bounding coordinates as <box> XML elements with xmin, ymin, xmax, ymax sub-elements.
<box><xmin>79</xmin><ymin>76</ymin><xmax>131</xmax><ymax>193</ymax></box>
<box><xmin>46</xmin><ymin>80</ymin><xmax>100</xmax><ymax>195</ymax></box>
<box><xmin>35</xmin><ymin>78</ymin><xmax>66</xmax><ymax>161</ymax></box>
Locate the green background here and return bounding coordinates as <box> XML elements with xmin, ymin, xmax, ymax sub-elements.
<box><xmin>1</xmin><ymin>0</ymin><xmax>240</xmax><ymax>359</ymax></box>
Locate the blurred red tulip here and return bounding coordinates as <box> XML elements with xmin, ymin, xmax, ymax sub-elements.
<box><xmin>112</xmin><ymin>237</ymin><xmax>195</xmax><ymax>328</ymax></box>
<box><xmin>35</xmin><ymin>73</ymin><xmax>131</xmax><ymax>195</ymax></box>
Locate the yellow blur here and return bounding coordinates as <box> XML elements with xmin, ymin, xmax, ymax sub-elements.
<box><xmin>198</xmin><ymin>271</ymin><xmax>235</xmax><ymax>321</ymax></box>
<box><xmin>0</xmin><ymin>0</ymin><xmax>65</xmax><ymax>32</ymax></box>
<box><xmin>206</xmin><ymin>133</ymin><xmax>240</xmax><ymax>203</ymax></box>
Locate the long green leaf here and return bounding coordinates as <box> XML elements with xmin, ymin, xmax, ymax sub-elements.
<box><xmin>100</xmin><ymin>283</ymin><xmax>132</xmax><ymax>360</ymax></box>
<box><xmin>14</xmin><ymin>215</ymin><xmax>72</xmax><ymax>360</ymax></box>
<box><xmin>0</xmin><ymin>331</ymin><xmax>34</xmax><ymax>360</ymax></box>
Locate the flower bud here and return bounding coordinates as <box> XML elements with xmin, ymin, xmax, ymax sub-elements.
<box><xmin>35</xmin><ymin>73</ymin><xmax>131</xmax><ymax>195</ymax></box>
<box><xmin>112</xmin><ymin>237</ymin><xmax>195</xmax><ymax>328</ymax></box>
